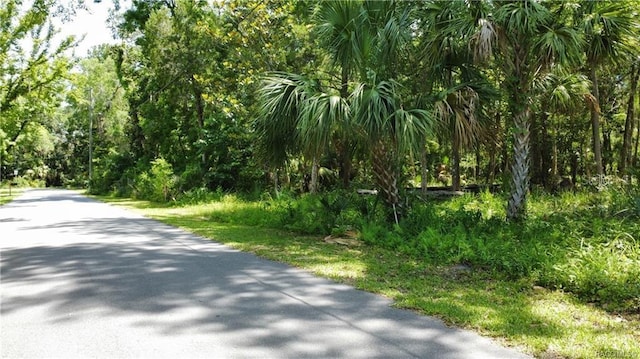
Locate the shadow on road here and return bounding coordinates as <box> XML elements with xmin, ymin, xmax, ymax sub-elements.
<box><xmin>1</xmin><ymin>213</ymin><xmax>491</xmax><ymax>358</ymax></box>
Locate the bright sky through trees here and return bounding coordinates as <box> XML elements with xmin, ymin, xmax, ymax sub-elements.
<box><xmin>56</xmin><ymin>0</ymin><xmax>129</xmax><ymax>56</ymax></box>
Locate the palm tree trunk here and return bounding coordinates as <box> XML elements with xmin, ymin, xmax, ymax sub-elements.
<box><xmin>552</xmin><ymin>134</ymin><xmax>558</xmax><ymax>177</ymax></box>
<box><xmin>589</xmin><ymin>66</ymin><xmax>604</xmax><ymax>177</ymax></box>
<box><xmin>372</xmin><ymin>141</ymin><xmax>401</xmax><ymax>223</ymax></box>
<box><xmin>507</xmin><ymin>107</ymin><xmax>531</xmax><ymax>221</ymax></box>
<box><xmin>337</xmin><ymin>65</ymin><xmax>352</xmax><ymax>188</ymax></box>
<box><xmin>475</xmin><ymin>147</ymin><xmax>481</xmax><ymax>184</ymax></box>
<box><xmin>635</xmin><ymin>115</ymin><xmax>640</xmax><ymax>167</ymax></box>
<box><xmin>530</xmin><ymin>113</ymin><xmax>542</xmax><ymax>186</ymax></box>
<box><xmin>621</xmin><ymin>62</ymin><xmax>638</xmax><ymax>175</ymax></box>
<box><xmin>602</xmin><ymin>119</ymin><xmax>612</xmax><ymax>175</ymax></box>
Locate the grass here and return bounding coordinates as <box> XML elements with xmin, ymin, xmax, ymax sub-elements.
<box><xmin>97</xmin><ymin>192</ymin><xmax>640</xmax><ymax>359</ymax></box>
<box><xmin>0</xmin><ymin>186</ymin><xmax>23</xmax><ymax>205</ymax></box>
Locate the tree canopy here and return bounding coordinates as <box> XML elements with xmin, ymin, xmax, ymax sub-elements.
<box><xmin>1</xmin><ymin>0</ymin><xmax>639</xmax><ymax>220</ymax></box>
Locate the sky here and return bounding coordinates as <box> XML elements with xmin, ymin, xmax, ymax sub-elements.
<box><xmin>56</xmin><ymin>0</ymin><xmax>130</xmax><ymax>56</ymax></box>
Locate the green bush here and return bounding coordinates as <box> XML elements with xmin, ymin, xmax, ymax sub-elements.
<box><xmin>6</xmin><ymin>176</ymin><xmax>45</xmax><ymax>188</ymax></box>
<box><xmin>133</xmin><ymin>158</ymin><xmax>177</xmax><ymax>202</ymax></box>
<box><xmin>277</xmin><ymin>194</ymin><xmax>333</xmax><ymax>235</ymax></box>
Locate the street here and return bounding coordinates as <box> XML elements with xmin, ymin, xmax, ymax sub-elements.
<box><xmin>1</xmin><ymin>189</ymin><xmax>529</xmax><ymax>358</ymax></box>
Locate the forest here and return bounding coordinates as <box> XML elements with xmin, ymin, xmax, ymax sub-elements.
<box><xmin>1</xmin><ymin>0</ymin><xmax>640</xmax><ymax>357</ymax></box>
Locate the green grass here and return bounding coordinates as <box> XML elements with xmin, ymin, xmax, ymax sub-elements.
<box><xmin>0</xmin><ymin>186</ymin><xmax>23</xmax><ymax>205</ymax></box>
<box><xmin>98</xmin><ymin>192</ymin><xmax>640</xmax><ymax>359</ymax></box>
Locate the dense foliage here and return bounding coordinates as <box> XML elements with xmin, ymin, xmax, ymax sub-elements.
<box><xmin>1</xmin><ymin>0</ymin><xmax>639</xmax><ymax>313</ymax></box>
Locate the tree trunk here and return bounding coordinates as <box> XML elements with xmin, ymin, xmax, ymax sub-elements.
<box><xmin>310</xmin><ymin>156</ymin><xmax>319</xmax><ymax>193</ymax></box>
<box><xmin>451</xmin><ymin>129</ymin><xmax>461</xmax><ymax>191</ymax></box>
<box><xmin>486</xmin><ymin>111</ymin><xmax>500</xmax><ymax>184</ymax></box>
<box><xmin>191</xmin><ymin>75</ymin><xmax>206</xmax><ymax>165</ymax></box>
<box><xmin>372</xmin><ymin>141</ymin><xmax>401</xmax><ymax>223</ymax></box>
<box><xmin>421</xmin><ymin>142</ymin><xmax>428</xmax><ymax>194</ymax></box>
<box><xmin>540</xmin><ymin>112</ymin><xmax>552</xmax><ymax>189</ymax></box>
<box><xmin>621</xmin><ymin>62</ymin><xmax>639</xmax><ymax>175</ymax></box>
<box><xmin>507</xmin><ymin>107</ymin><xmax>531</xmax><ymax>221</ymax></box>
<box><xmin>635</xmin><ymin>115</ymin><xmax>640</xmax><ymax>167</ymax></box>
<box><xmin>530</xmin><ymin>113</ymin><xmax>542</xmax><ymax>186</ymax></box>
<box><xmin>475</xmin><ymin>147</ymin><xmax>481</xmax><ymax>184</ymax></box>
<box><xmin>552</xmin><ymin>135</ymin><xmax>558</xmax><ymax>177</ymax></box>
<box><xmin>602</xmin><ymin>117</ymin><xmax>612</xmax><ymax>175</ymax></box>
<box><xmin>336</xmin><ymin>138</ymin><xmax>352</xmax><ymax>189</ymax></box>
<box><xmin>337</xmin><ymin>64</ymin><xmax>352</xmax><ymax>188</ymax></box>
<box><xmin>589</xmin><ymin>66</ymin><xmax>604</xmax><ymax>177</ymax></box>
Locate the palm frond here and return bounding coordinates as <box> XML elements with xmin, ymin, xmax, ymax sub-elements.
<box><xmin>298</xmin><ymin>93</ymin><xmax>350</xmax><ymax>157</ymax></box>
<box><xmin>470</xmin><ymin>18</ymin><xmax>496</xmax><ymax>63</ymax></box>
<box><xmin>350</xmin><ymin>79</ymin><xmax>395</xmax><ymax>140</ymax></box>
<box><xmin>315</xmin><ymin>0</ymin><xmax>369</xmax><ymax>71</ymax></box>
<box><xmin>537</xmin><ymin>68</ymin><xmax>591</xmax><ymax>114</ymax></box>
<box><xmin>393</xmin><ymin>108</ymin><xmax>432</xmax><ymax>156</ymax></box>
<box><xmin>255</xmin><ymin>72</ymin><xmax>316</xmax><ymax>165</ymax></box>
<box><xmin>533</xmin><ymin>25</ymin><xmax>583</xmax><ymax>68</ymax></box>
<box><xmin>578</xmin><ymin>0</ymin><xmax>639</xmax><ymax>65</ymax></box>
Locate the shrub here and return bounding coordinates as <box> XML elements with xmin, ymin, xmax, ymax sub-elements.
<box><xmin>133</xmin><ymin>158</ymin><xmax>177</xmax><ymax>202</ymax></box>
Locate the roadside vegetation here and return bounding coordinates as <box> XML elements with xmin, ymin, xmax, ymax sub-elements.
<box><xmin>99</xmin><ymin>180</ymin><xmax>640</xmax><ymax>359</ymax></box>
<box><xmin>0</xmin><ymin>187</ymin><xmax>23</xmax><ymax>206</ymax></box>
<box><xmin>3</xmin><ymin>0</ymin><xmax>640</xmax><ymax>357</ymax></box>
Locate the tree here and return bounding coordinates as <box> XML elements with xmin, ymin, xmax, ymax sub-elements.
<box><xmin>473</xmin><ymin>0</ymin><xmax>582</xmax><ymax>220</ymax></box>
<box><xmin>0</xmin><ymin>0</ymin><xmax>75</xmax><ymax>177</ymax></box>
<box><xmin>257</xmin><ymin>0</ymin><xmax>432</xmax><ymax>220</ymax></box>
<box><xmin>416</xmin><ymin>0</ymin><xmax>482</xmax><ymax>191</ymax></box>
<box><xmin>59</xmin><ymin>49</ymin><xmax>129</xmax><ymax>188</ymax></box>
<box><xmin>576</xmin><ymin>0</ymin><xmax>639</xmax><ymax>177</ymax></box>
<box><xmin>620</xmin><ymin>58</ymin><xmax>639</xmax><ymax>176</ymax></box>
<box><xmin>531</xmin><ymin>67</ymin><xmax>592</xmax><ymax>188</ymax></box>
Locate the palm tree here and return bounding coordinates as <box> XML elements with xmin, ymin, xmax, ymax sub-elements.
<box><xmin>415</xmin><ymin>1</ymin><xmax>497</xmax><ymax>191</ymax></box>
<box><xmin>255</xmin><ymin>72</ymin><xmax>348</xmax><ymax>193</ymax></box>
<box><xmin>531</xmin><ymin>67</ymin><xmax>592</xmax><ymax>188</ymax></box>
<box><xmin>314</xmin><ymin>0</ymin><xmax>368</xmax><ymax>188</ymax></box>
<box><xmin>433</xmin><ymin>86</ymin><xmax>481</xmax><ymax>190</ymax></box>
<box><xmin>257</xmin><ymin>0</ymin><xmax>432</xmax><ymax>221</ymax></box>
<box><xmin>351</xmin><ymin>78</ymin><xmax>431</xmax><ymax>221</ymax></box>
<box><xmin>472</xmin><ymin>0</ymin><xmax>582</xmax><ymax>220</ymax></box>
<box><xmin>576</xmin><ymin>0</ymin><xmax>639</xmax><ymax>177</ymax></box>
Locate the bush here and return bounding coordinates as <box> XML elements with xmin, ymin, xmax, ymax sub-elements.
<box><xmin>133</xmin><ymin>158</ymin><xmax>177</xmax><ymax>202</ymax></box>
<box><xmin>7</xmin><ymin>176</ymin><xmax>45</xmax><ymax>188</ymax></box>
<box><xmin>177</xmin><ymin>187</ymin><xmax>222</xmax><ymax>205</ymax></box>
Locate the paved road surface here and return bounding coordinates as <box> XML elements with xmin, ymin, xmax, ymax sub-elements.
<box><xmin>1</xmin><ymin>189</ymin><xmax>530</xmax><ymax>358</ymax></box>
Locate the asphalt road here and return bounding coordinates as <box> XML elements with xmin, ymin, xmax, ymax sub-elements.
<box><xmin>1</xmin><ymin>189</ymin><xmax>530</xmax><ymax>358</ymax></box>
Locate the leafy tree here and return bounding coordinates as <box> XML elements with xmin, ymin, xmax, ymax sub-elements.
<box><xmin>59</xmin><ymin>48</ymin><xmax>129</xmax><ymax>189</ymax></box>
<box><xmin>0</xmin><ymin>0</ymin><xmax>75</xmax><ymax>179</ymax></box>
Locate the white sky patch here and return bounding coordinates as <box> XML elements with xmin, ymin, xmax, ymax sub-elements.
<box><xmin>55</xmin><ymin>0</ymin><xmax>131</xmax><ymax>57</ymax></box>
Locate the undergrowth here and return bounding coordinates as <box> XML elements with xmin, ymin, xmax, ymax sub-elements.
<box><xmin>103</xmin><ymin>180</ymin><xmax>640</xmax><ymax>314</ymax></box>
<box><xmin>157</xmin><ymin>185</ymin><xmax>640</xmax><ymax>314</ymax></box>
<box><xmin>96</xmin><ymin>183</ymin><xmax>640</xmax><ymax>358</ymax></box>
